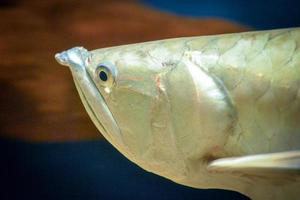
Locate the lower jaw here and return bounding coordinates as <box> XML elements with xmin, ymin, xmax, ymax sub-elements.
<box><xmin>74</xmin><ymin>79</ymin><xmax>112</xmax><ymax>142</ymax></box>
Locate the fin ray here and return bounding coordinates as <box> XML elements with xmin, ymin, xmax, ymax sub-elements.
<box><xmin>208</xmin><ymin>151</ymin><xmax>300</xmax><ymax>173</ymax></box>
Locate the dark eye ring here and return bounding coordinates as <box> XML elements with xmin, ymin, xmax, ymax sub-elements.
<box><xmin>95</xmin><ymin>62</ymin><xmax>117</xmax><ymax>88</ymax></box>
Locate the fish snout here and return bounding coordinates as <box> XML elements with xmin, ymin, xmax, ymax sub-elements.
<box><xmin>55</xmin><ymin>47</ymin><xmax>90</xmax><ymax>71</ymax></box>
<box><xmin>55</xmin><ymin>51</ymin><xmax>69</xmax><ymax>66</ymax></box>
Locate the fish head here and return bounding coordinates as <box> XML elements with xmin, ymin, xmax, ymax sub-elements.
<box><xmin>55</xmin><ymin>45</ymin><xmax>170</xmax><ymax>167</ymax></box>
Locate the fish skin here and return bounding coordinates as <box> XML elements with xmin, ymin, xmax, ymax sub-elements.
<box><xmin>56</xmin><ymin>28</ymin><xmax>300</xmax><ymax>200</ymax></box>
<box><xmin>182</xmin><ymin>28</ymin><xmax>300</xmax><ymax>156</ymax></box>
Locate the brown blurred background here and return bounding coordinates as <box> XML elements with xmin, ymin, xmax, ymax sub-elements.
<box><xmin>0</xmin><ymin>0</ymin><xmax>248</xmax><ymax>142</ymax></box>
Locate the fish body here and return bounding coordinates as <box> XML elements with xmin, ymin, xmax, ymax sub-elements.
<box><xmin>55</xmin><ymin>28</ymin><xmax>300</xmax><ymax>200</ymax></box>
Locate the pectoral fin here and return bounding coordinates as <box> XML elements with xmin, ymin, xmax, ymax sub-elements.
<box><xmin>208</xmin><ymin>151</ymin><xmax>300</xmax><ymax>174</ymax></box>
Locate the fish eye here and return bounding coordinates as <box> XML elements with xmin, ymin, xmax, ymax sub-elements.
<box><xmin>99</xmin><ymin>71</ymin><xmax>108</xmax><ymax>82</ymax></box>
<box><xmin>95</xmin><ymin>62</ymin><xmax>117</xmax><ymax>88</ymax></box>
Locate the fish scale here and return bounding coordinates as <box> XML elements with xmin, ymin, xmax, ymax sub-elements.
<box><xmin>176</xmin><ymin>29</ymin><xmax>299</xmax><ymax>155</ymax></box>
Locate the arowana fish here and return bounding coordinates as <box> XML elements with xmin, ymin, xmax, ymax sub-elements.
<box><xmin>55</xmin><ymin>28</ymin><xmax>300</xmax><ymax>200</ymax></box>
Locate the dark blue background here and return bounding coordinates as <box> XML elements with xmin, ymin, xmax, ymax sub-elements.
<box><xmin>0</xmin><ymin>139</ymin><xmax>249</xmax><ymax>200</ymax></box>
<box><xmin>142</xmin><ymin>0</ymin><xmax>300</xmax><ymax>29</ymax></box>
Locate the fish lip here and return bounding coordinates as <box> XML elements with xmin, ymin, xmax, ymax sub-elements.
<box><xmin>79</xmin><ymin>68</ymin><xmax>123</xmax><ymax>146</ymax></box>
<box><xmin>74</xmin><ymin>79</ymin><xmax>113</xmax><ymax>141</ymax></box>
<box><xmin>55</xmin><ymin>47</ymin><xmax>90</xmax><ymax>70</ymax></box>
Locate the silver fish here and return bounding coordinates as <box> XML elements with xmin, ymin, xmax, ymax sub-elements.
<box><xmin>55</xmin><ymin>28</ymin><xmax>300</xmax><ymax>200</ymax></box>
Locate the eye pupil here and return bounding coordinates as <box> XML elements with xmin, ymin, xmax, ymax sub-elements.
<box><xmin>99</xmin><ymin>71</ymin><xmax>108</xmax><ymax>81</ymax></box>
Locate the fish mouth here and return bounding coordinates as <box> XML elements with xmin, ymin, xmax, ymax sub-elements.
<box><xmin>55</xmin><ymin>47</ymin><xmax>123</xmax><ymax>147</ymax></box>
